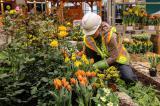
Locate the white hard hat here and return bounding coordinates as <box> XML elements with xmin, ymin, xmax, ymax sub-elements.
<box><xmin>82</xmin><ymin>12</ymin><xmax>102</xmax><ymax>36</ymax></box>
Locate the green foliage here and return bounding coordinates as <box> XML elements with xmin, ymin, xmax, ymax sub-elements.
<box><xmin>118</xmin><ymin>82</ymin><xmax>160</xmax><ymax>106</ymax></box>
<box><xmin>131</xmin><ymin>33</ymin><xmax>151</xmax><ymax>41</ymax></box>
<box><xmin>68</xmin><ymin>25</ymin><xmax>84</xmax><ymax>41</ymax></box>
<box><xmin>92</xmin><ymin>88</ymin><xmax>119</xmax><ymax>106</ymax></box>
<box><xmin>147</xmin><ymin>54</ymin><xmax>160</xmax><ymax>68</ymax></box>
<box><xmin>124</xmin><ymin>33</ymin><xmax>153</xmax><ymax>54</ymax></box>
<box><xmin>75</xmin><ymin>84</ymin><xmax>94</xmax><ymax>106</ymax></box>
<box><xmin>124</xmin><ymin>40</ymin><xmax>153</xmax><ymax>54</ymax></box>
<box><xmin>0</xmin><ymin>15</ymin><xmax>70</xmax><ymax>105</ymax></box>
<box><xmin>96</xmin><ymin>66</ymin><xmax>120</xmax><ymax>84</ymax></box>
<box><xmin>49</xmin><ymin>87</ymin><xmax>72</xmax><ymax>106</ymax></box>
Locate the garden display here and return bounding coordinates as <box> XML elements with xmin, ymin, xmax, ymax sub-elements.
<box><xmin>124</xmin><ymin>33</ymin><xmax>153</xmax><ymax>53</ymax></box>
<box><xmin>0</xmin><ymin>8</ymin><xmax>160</xmax><ymax>106</ymax></box>
<box><xmin>123</xmin><ymin>5</ymin><xmax>160</xmax><ymax>26</ymax></box>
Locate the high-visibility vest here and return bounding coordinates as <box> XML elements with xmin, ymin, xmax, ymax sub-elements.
<box><xmin>84</xmin><ymin>27</ymin><xmax>130</xmax><ymax>64</ymax></box>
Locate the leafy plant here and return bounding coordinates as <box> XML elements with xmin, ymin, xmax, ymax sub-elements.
<box><xmin>118</xmin><ymin>82</ymin><xmax>160</xmax><ymax>106</ymax></box>
<box><xmin>92</xmin><ymin>88</ymin><xmax>119</xmax><ymax>106</ymax></box>
<box><xmin>147</xmin><ymin>54</ymin><xmax>160</xmax><ymax>68</ymax></box>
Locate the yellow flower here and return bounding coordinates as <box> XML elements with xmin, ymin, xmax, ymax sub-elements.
<box><xmin>74</xmin><ymin>61</ymin><xmax>82</xmax><ymax>67</ymax></box>
<box><xmin>67</xmin><ymin>22</ymin><xmax>71</xmax><ymax>26</ymax></box>
<box><xmin>123</xmin><ymin>11</ymin><xmax>129</xmax><ymax>16</ymax></box>
<box><xmin>9</xmin><ymin>10</ymin><xmax>16</xmax><ymax>14</ymax></box>
<box><xmin>128</xmin><ymin>9</ymin><xmax>133</xmax><ymax>13</ymax></box>
<box><xmin>50</xmin><ymin>40</ymin><xmax>58</xmax><ymax>47</ymax></box>
<box><xmin>84</xmin><ymin>59</ymin><xmax>89</xmax><ymax>64</ymax></box>
<box><xmin>58</xmin><ymin>25</ymin><xmax>67</xmax><ymax>31</ymax></box>
<box><xmin>58</xmin><ymin>31</ymin><xmax>68</xmax><ymax>38</ymax></box>
<box><xmin>71</xmin><ymin>53</ymin><xmax>76</xmax><ymax>61</ymax></box>
<box><xmin>65</xmin><ymin>57</ymin><xmax>70</xmax><ymax>63</ymax></box>
<box><xmin>97</xmin><ymin>74</ymin><xmax>105</xmax><ymax>79</ymax></box>
<box><xmin>81</xmin><ymin>54</ymin><xmax>87</xmax><ymax>61</ymax></box>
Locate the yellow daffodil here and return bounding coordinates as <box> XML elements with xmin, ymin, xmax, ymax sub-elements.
<box><xmin>128</xmin><ymin>9</ymin><xmax>133</xmax><ymax>13</ymax></box>
<box><xmin>74</xmin><ymin>61</ymin><xmax>82</xmax><ymax>67</ymax></box>
<box><xmin>50</xmin><ymin>40</ymin><xmax>58</xmax><ymax>47</ymax></box>
<box><xmin>58</xmin><ymin>31</ymin><xmax>68</xmax><ymax>38</ymax></box>
<box><xmin>58</xmin><ymin>25</ymin><xmax>67</xmax><ymax>31</ymax></box>
<box><xmin>67</xmin><ymin>22</ymin><xmax>71</xmax><ymax>26</ymax></box>
<box><xmin>84</xmin><ymin>59</ymin><xmax>89</xmax><ymax>64</ymax></box>
<box><xmin>65</xmin><ymin>57</ymin><xmax>70</xmax><ymax>63</ymax></box>
<box><xmin>81</xmin><ymin>54</ymin><xmax>87</xmax><ymax>61</ymax></box>
<box><xmin>71</xmin><ymin>53</ymin><xmax>76</xmax><ymax>61</ymax></box>
<box><xmin>9</xmin><ymin>10</ymin><xmax>16</xmax><ymax>15</ymax></box>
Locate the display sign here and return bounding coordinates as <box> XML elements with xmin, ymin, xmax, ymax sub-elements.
<box><xmin>148</xmin><ymin>26</ymin><xmax>155</xmax><ymax>30</ymax></box>
<box><xmin>126</xmin><ymin>26</ymin><xmax>134</xmax><ymax>31</ymax></box>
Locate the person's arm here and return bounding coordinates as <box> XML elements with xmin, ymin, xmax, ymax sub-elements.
<box><xmin>106</xmin><ymin>33</ymin><xmax>119</xmax><ymax>65</ymax></box>
<box><xmin>93</xmin><ymin>33</ymin><xmax>119</xmax><ymax>69</ymax></box>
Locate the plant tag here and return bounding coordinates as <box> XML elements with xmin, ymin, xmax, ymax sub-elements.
<box><xmin>148</xmin><ymin>26</ymin><xmax>155</xmax><ymax>30</ymax></box>
<box><xmin>126</xmin><ymin>26</ymin><xmax>133</xmax><ymax>31</ymax></box>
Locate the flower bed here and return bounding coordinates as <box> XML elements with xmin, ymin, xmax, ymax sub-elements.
<box><xmin>0</xmin><ymin>12</ymin><xmax>160</xmax><ymax>106</ymax></box>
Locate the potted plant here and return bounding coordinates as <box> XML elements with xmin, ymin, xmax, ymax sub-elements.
<box><xmin>148</xmin><ymin>55</ymin><xmax>159</xmax><ymax>77</ymax></box>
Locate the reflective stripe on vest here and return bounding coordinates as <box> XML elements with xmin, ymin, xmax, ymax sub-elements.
<box><xmin>84</xmin><ymin>27</ymin><xmax>129</xmax><ymax>64</ymax></box>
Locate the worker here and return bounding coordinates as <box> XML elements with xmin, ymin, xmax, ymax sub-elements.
<box><xmin>82</xmin><ymin>12</ymin><xmax>137</xmax><ymax>83</ymax></box>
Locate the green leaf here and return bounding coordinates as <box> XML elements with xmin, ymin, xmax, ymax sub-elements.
<box><xmin>31</xmin><ymin>87</ymin><xmax>37</xmax><ymax>95</ymax></box>
<box><xmin>41</xmin><ymin>77</ymin><xmax>48</xmax><ymax>82</ymax></box>
<box><xmin>13</xmin><ymin>89</ymin><xmax>25</xmax><ymax>96</ymax></box>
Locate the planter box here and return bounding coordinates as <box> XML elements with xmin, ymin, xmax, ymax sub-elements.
<box><xmin>144</xmin><ymin>26</ymin><xmax>155</xmax><ymax>30</ymax></box>
<box><xmin>148</xmin><ymin>26</ymin><xmax>155</xmax><ymax>30</ymax></box>
<box><xmin>125</xmin><ymin>26</ymin><xmax>134</xmax><ymax>31</ymax></box>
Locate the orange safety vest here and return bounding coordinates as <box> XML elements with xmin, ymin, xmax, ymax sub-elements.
<box><xmin>84</xmin><ymin>27</ymin><xmax>130</xmax><ymax>65</ymax></box>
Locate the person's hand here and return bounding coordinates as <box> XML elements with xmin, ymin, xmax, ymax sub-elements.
<box><xmin>93</xmin><ymin>59</ymin><xmax>109</xmax><ymax>69</ymax></box>
<box><xmin>101</xmin><ymin>22</ymin><xmax>111</xmax><ymax>33</ymax></box>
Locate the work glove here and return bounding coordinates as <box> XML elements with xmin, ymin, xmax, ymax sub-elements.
<box><xmin>93</xmin><ymin>59</ymin><xmax>109</xmax><ymax>69</ymax></box>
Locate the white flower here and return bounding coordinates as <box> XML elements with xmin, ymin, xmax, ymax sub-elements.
<box><xmin>103</xmin><ymin>88</ymin><xmax>110</xmax><ymax>96</ymax></box>
<box><xmin>97</xmin><ymin>104</ymin><xmax>101</xmax><ymax>106</ymax></box>
<box><xmin>107</xmin><ymin>102</ymin><xmax>113</xmax><ymax>106</ymax></box>
<box><xmin>100</xmin><ymin>96</ymin><xmax>107</xmax><ymax>102</ymax></box>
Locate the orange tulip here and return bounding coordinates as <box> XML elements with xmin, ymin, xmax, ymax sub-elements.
<box><xmin>75</xmin><ymin>70</ymin><xmax>86</xmax><ymax>77</ymax></box>
<box><xmin>62</xmin><ymin>78</ymin><xmax>69</xmax><ymax>88</ymax></box>
<box><xmin>66</xmin><ymin>84</ymin><xmax>72</xmax><ymax>92</ymax></box>
<box><xmin>91</xmin><ymin>72</ymin><xmax>96</xmax><ymax>77</ymax></box>
<box><xmin>77</xmin><ymin>51</ymin><xmax>83</xmax><ymax>57</ymax></box>
<box><xmin>86</xmin><ymin>72</ymin><xmax>92</xmax><ymax>77</ymax></box>
<box><xmin>77</xmin><ymin>75</ymin><xmax>83</xmax><ymax>81</ymax></box>
<box><xmin>70</xmin><ymin>78</ymin><xmax>77</xmax><ymax>85</ymax></box>
<box><xmin>80</xmin><ymin>80</ymin><xmax>87</xmax><ymax>86</ymax></box>
<box><xmin>53</xmin><ymin>79</ymin><xmax>62</xmax><ymax>90</ymax></box>
<box><xmin>83</xmin><ymin>77</ymin><xmax>88</xmax><ymax>84</ymax></box>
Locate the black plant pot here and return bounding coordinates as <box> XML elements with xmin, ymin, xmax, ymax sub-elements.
<box><xmin>149</xmin><ymin>68</ymin><xmax>157</xmax><ymax>77</ymax></box>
